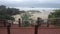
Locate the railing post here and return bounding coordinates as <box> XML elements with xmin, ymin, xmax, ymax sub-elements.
<box><xmin>35</xmin><ymin>25</ymin><xmax>38</xmax><ymax>34</ymax></box>
<box><xmin>4</xmin><ymin>20</ymin><xmax>6</xmax><ymax>27</ymax></box>
<box><xmin>4</xmin><ymin>22</ymin><xmax>6</xmax><ymax>27</ymax></box>
<box><xmin>7</xmin><ymin>23</ymin><xmax>11</xmax><ymax>34</ymax></box>
<box><xmin>47</xmin><ymin>19</ymin><xmax>50</xmax><ymax>27</ymax></box>
<box><xmin>34</xmin><ymin>17</ymin><xmax>41</xmax><ymax>34</ymax></box>
<box><xmin>47</xmin><ymin>23</ymin><xmax>49</xmax><ymax>27</ymax></box>
<box><xmin>18</xmin><ymin>18</ymin><xmax>21</xmax><ymax>27</ymax></box>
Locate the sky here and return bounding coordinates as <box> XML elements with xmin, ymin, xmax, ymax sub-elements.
<box><xmin>0</xmin><ymin>0</ymin><xmax>60</xmax><ymax>8</ymax></box>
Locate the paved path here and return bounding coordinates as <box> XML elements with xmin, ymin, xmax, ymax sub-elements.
<box><xmin>0</xmin><ymin>25</ymin><xmax>60</xmax><ymax>34</ymax></box>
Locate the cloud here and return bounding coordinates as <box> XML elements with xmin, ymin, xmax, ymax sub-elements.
<box><xmin>0</xmin><ymin>0</ymin><xmax>60</xmax><ymax>8</ymax></box>
<box><xmin>1</xmin><ymin>0</ymin><xmax>60</xmax><ymax>3</ymax></box>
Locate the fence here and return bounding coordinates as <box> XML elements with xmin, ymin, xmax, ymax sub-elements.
<box><xmin>0</xmin><ymin>18</ymin><xmax>60</xmax><ymax>34</ymax></box>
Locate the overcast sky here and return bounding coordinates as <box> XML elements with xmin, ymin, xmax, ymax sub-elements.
<box><xmin>0</xmin><ymin>0</ymin><xmax>60</xmax><ymax>8</ymax></box>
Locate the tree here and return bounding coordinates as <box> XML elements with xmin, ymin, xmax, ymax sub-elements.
<box><xmin>21</xmin><ymin>12</ymin><xmax>32</xmax><ymax>27</ymax></box>
<box><xmin>0</xmin><ymin>5</ymin><xmax>22</xmax><ymax>26</ymax></box>
<box><xmin>48</xmin><ymin>9</ymin><xmax>60</xmax><ymax>26</ymax></box>
<box><xmin>0</xmin><ymin>5</ymin><xmax>22</xmax><ymax>20</ymax></box>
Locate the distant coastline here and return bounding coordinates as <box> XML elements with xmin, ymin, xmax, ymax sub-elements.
<box><xmin>13</xmin><ymin>7</ymin><xmax>60</xmax><ymax>11</ymax></box>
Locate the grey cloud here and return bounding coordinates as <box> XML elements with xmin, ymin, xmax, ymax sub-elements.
<box><xmin>0</xmin><ymin>0</ymin><xmax>60</xmax><ymax>8</ymax></box>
